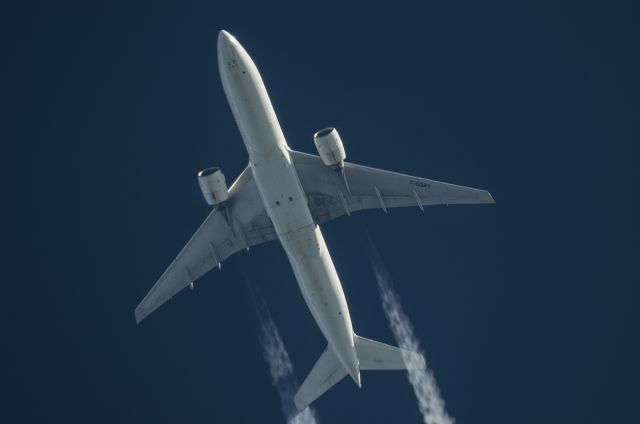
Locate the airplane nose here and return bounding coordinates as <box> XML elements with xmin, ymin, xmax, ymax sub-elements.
<box><xmin>217</xmin><ymin>30</ymin><xmax>238</xmax><ymax>64</ymax></box>
<box><xmin>218</xmin><ymin>30</ymin><xmax>233</xmax><ymax>44</ymax></box>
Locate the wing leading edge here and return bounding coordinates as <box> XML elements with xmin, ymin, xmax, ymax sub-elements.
<box><xmin>134</xmin><ymin>165</ymin><xmax>277</xmax><ymax>323</ymax></box>
<box><xmin>290</xmin><ymin>150</ymin><xmax>494</xmax><ymax>224</ymax></box>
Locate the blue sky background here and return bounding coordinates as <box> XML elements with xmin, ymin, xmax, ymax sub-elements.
<box><xmin>4</xmin><ymin>1</ymin><xmax>639</xmax><ymax>423</ymax></box>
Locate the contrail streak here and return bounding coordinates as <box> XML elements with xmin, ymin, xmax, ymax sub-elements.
<box><xmin>368</xmin><ymin>238</ymin><xmax>455</xmax><ymax>424</ymax></box>
<box><xmin>252</xmin><ymin>291</ymin><xmax>319</xmax><ymax>424</ymax></box>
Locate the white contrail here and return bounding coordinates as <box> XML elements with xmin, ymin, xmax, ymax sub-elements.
<box><xmin>252</xmin><ymin>292</ymin><xmax>319</xmax><ymax>424</ymax></box>
<box><xmin>368</xmin><ymin>239</ymin><xmax>455</xmax><ymax>424</ymax></box>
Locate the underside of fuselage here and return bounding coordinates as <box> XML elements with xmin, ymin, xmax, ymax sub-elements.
<box><xmin>217</xmin><ymin>30</ymin><xmax>361</xmax><ymax>386</ymax></box>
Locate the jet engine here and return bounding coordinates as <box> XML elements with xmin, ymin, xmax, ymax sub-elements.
<box><xmin>197</xmin><ymin>167</ymin><xmax>229</xmax><ymax>206</ymax></box>
<box><xmin>314</xmin><ymin>127</ymin><xmax>346</xmax><ymax>170</ymax></box>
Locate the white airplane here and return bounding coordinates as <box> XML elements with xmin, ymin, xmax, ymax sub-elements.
<box><xmin>136</xmin><ymin>30</ymin><xmax>494</xmax><ymax>411</ymax></box>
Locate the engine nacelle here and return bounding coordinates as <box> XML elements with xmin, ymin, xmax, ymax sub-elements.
<box><xmin>314</xmin><ymin>127</ymin><xmax>346</xmax><ymax>170</ymax></box>
<box><xmin>197</xmin><ymin>167</ymin><xmax>229</xmax><ymax>206</ymax></box>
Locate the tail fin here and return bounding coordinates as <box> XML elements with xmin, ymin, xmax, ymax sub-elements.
<box><xmin>293</xmin><ymin>335</ymin><xmax>425</xmax><ymax>411</ymax></box>
<box><xmin>354</xmin><ymin>334</ymin><xmax>426</xmax><ymax>370</ymax></box>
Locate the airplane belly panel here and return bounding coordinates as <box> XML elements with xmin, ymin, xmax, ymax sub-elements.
<box><xmin>216</xmin><ymin>30</ymin><xmax>369</xmax><ymax>387</ymax></box>
<box><xmin>279</xmin><ymin>225</ymin><xmax>358</xmax><ymax>376</ymax></box>
<box><xmin>250</xmin><ymin>149</ymin><xmax>314</xmax><ymax>236</ymax></box>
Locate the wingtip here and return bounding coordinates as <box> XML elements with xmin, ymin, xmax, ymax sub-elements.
<box><xmin>486</xmin><ymin>190</ymin><xmax>496</xmax><ymax>204</ymax></box>
<box><xmin>419</xmin><ymin>353</ymin><xmax>427</xmax><ymax>370</ymax></box>
<box><xmin>134</xmin><ymin>308</ymin><xmax>145</xmax><ymax>325</ymax></box>
<box><xmin>293</xmin><ymin>395</ymin><xmax>306</xmax><ymax>412</ymax></box>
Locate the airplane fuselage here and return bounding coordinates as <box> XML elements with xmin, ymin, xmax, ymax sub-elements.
<box><xmin>217</xmin><ymin>31</ymin><xmax>361</xmax><ymax>385</ymax></box>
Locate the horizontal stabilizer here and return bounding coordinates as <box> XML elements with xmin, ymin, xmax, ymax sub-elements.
<box><xmin>355</xmin><ymin>335</ymin><xmax>426</xmax><ymax>370</ymax></box>
<box><xmin>294</xmin><ymin>336</ymin><xmax>427</xmax><ymax>410</ymax></box>
<box><xmin>294</xmin><ymin>346</ymin><xmax>347</xmax><ymax>411</ymax></box>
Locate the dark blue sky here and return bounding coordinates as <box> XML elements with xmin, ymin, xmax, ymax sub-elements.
<box><xmin>4</xmin><ymin>1</ymin><xmax>638</xmax><ymax>423</ymax></box>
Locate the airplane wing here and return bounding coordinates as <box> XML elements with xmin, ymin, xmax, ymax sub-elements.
<box><xmin>290</xmin><ymin>150</ymin><xmax>494</xmax><ymax>224</ymax></box>
<box><xmin>135</xmin><ymin>165</ymin><xmax>277</xmax><ymax>323</ymax></box>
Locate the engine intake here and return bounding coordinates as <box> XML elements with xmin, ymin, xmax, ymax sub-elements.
<box><xmin>314</xmin><ymin>127</ymin><xmax>346</xmax><ymax>170</ymax></box>
<box><xmin>197</xmin><ymin>167</ymin><xmax>229</xmax><ymax>206</ymax></box>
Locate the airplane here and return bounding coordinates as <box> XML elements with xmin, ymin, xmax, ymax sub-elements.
<box><xmin>135</xmin><ymin>30</ymin><xmax>494</xmax><ymax>411</ymax></box>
